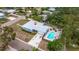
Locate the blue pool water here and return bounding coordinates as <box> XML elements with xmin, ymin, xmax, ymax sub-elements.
<box><xmin>47</xmin><ymin>32</ymin><xmax>55</xmax><ymax>40</ymax></box>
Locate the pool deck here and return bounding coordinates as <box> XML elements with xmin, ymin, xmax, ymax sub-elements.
<box><xmin>44</xmin><ymin>30</ymin><xmax>61</xmax><ymax>41</ymax></box>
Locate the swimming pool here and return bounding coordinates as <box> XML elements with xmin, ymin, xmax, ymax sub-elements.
<box><xmin>47</xmin><ymin>32</ymin><xmax>55</xmax><ymax>40</ymax></box>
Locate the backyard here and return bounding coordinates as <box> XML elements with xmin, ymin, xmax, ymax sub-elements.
<box><xmin>10</xmin><ymin>19</ymin><xmax>36</xmax><ymax>42</ymax></box>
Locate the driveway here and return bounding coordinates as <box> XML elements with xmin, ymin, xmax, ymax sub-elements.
<box><xmin>28</xmin><ymin>33</ymin><xmax>43</xmax><ymax>48</ymax></box>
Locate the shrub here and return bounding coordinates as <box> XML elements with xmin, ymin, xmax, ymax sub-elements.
<box><xmin>47</xmin><ymin>39</ymin><xmax>63</xmax><ymax>51</ymax></box>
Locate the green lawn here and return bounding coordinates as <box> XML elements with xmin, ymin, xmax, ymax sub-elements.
<box><xmin>14</xmin><ymin>19</ymin><xmax>29</xmax><ymax>25</ymax></box>
<box><xmin>0</xmin><ymin>18</ymin><xmax>8</xmax><ymax>25</ymax></box>
<box><xmin>31</xmin><ymin>15</ymin><xmax>42</xmax><ymax>22</ymax></box>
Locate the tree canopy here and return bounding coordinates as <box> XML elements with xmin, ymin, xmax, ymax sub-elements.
<box><xmin>0</xmin><ymin>26</ymin><xmax>16</xmax><ymax>50</ymax></box>
<box><xmin>47</xmin><ymin>7</ymin><xmax>79</xmax><ymax>50</ymax></box>
<box><xmin>47</xmin><ymin>39</ymin><xmax>64</xmax><ymax>51</ymax></box>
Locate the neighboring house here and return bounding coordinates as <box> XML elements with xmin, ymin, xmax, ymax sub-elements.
<box><xmin>42</xmin><ymin>10</ymin><xmax>50</xmax><ymax>15</ymax></box>
<box><xmin>0</xmin><ymin>12</ymin><xmax>5</xmax><ymax>18</ymax></box>
<box><xmin>40</xmin><ymin>14</ymin><xmax>48</xmax><ymax>22</ymax></box>
<box><xmin>3</xmin><ymin>9</ymin><xmax>16</xmax><ymax>14</ymax></box>
<box><xmin>26</xmin><ymin>10</ymin><xmax>32</xmax><ymax>17</ymax></box>
<box><xmin>6</xmin><ymin>9</ymin><xmax>16</xmax><ymax>13</ymax></box>
<box><xmin>42</xmin><ymin>10</ymin><xmax>53</xmax><ymax>15</ymax></box>
<box><xmin>48</xmin><ymin>7</ymin><xmax>55</xmax><ymax>12</ymax></box>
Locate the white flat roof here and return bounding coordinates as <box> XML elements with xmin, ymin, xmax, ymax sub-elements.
<box><xmin>4</xmin><ymin>9</ymin><xmax>16</xmax><ymax>13</ymax></box>
<box><xmin>22</xmin><ymin>20</ymin><xmax>50</xmax><ymax>34</ymax></box>
<box><xmin>48</xmin><ymin>7</ymin><xmax>55</xmax><ymax>11</ymax></box>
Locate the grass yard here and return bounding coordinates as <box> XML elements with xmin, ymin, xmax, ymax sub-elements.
<box><xmin>0</xmin><ymin>18</ymin><xmax>8</xmax><ymax>25</ymax></box>
<box><xmin>10</xmin><ymin>19</ymin><xmax>36</xmax><ymax>42</ymax></box>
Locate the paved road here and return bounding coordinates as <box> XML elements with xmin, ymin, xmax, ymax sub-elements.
<box><xmin>5</xmin><ymin>45</ymin><xmax>17</xmax><ymax>51</ymax></box>
<box><xmin>9</xmin><ymin>38</ymin><xmax>33</xmax><ymax>51</ymax></box>
<box><xmin>1</xmin><ymin>16</ymin><xmax>24</xmax><ymax>27</ymax></box>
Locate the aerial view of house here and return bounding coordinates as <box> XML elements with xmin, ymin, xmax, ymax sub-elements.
<box><xmin>0</xmin><ymin>7</ymin><xmax>79</xmax><ymax>51</ymax></box>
